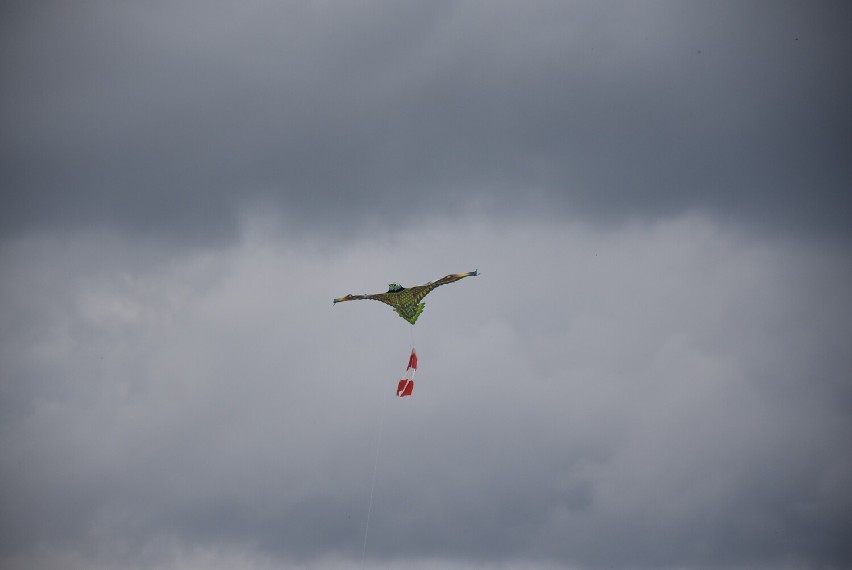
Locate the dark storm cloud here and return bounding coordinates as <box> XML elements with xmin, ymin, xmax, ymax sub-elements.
<box><xmin>2</xmin><ymin>1</ymin><xmax>850</xmax><ymax>241</ymax></box>
<box><xmin>2</xmin><ymin>2</ymin><xmax>852</xmax><ymax>569</ymax></box>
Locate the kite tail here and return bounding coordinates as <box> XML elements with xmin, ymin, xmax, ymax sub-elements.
<box><xmin>397</xmin><ymin>347</ymin><xmax>417</xmax><ymax>397</ymax></box>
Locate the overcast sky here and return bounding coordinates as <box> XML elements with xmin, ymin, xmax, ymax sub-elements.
<box><xmin>1</xmin><ymin>2</ymin><xmax>851</xmax><ymax>569</ymax></box>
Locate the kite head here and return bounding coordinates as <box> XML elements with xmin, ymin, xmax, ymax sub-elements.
<box><xmin>387</xmin><ymin>283</ymin><xmax>405</xmax><ymax>292</ymax></box>
<box><xmin>333</xmin><ymin>294</ymin><xmax>354</xmax><ymax>304</ymax></box>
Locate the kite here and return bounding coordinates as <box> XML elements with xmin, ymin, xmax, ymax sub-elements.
<box><xmin>334</xmin><ymin>270</ymin><xmax>478</xmax><ymax>396</ymax></box>
<box><xmin>333</xmin><ymin>270</ymin><xmax>478</xmax><ymax>324</ymax></box>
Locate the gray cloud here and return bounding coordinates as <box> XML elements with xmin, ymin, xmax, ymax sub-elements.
<box><xmin>2</xmin><ymin>1</ymin><xmax>850</xmax><ymax>241</ymax></box>
<box><xmin>2</xmin><ymin>2</ymin><xmax>851</xmax><ymax>568</ymax></box>
<box><xmin>1</xmin><ymin>217</ymin><xmax>850</xmax><ymax>569</ymax></box>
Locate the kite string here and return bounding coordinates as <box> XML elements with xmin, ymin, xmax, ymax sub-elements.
<box><xmin>362</xmin><ymin>326</ymin><xmax>415</xmax><ymax>565</ymax></box>
<box><xmin>361</xmin><ymin>375</ymin><xmax>390</xmax><ymax>566</ymax></box>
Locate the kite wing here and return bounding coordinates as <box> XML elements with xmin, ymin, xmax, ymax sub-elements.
<box><xmin>333</xmin><ymin>293</ymin><xmax>391</xmax><ymax>304</ymax></box>
<box><xmin>406</xmin><ymin>271</ymin><xmax>478</xmax><ymax>304</ymax></box>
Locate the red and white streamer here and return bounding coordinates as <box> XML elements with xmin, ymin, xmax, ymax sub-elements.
<box><xmin>396</xmin><ymin>348</ymin><xmax>417</xmax><ymax>397</ymax></box>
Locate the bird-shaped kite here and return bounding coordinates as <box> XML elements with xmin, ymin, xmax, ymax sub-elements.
<box><xmin>333</xmin><ymin>270</ymin><xmax>478</xmax><ymax>324</ymax></box>
<box><xmin>333</xmin><ymin>271</ymin><xmax>478</xmax><ymax>396</ymax></box>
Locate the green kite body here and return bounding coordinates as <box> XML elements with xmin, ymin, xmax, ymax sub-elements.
<box><xmin>333</xmin><ymin>271</ymin><xmax>478</xmax><ymax>324</ymax></box>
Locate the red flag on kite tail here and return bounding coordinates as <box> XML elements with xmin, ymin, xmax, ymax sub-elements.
<box><xmin>397</xmin><ymin>348</ymin><xmax>417</xmax><ymax>397</ymax></box>
<box><xmin>397</xmin><ymin>378</ymin><xmax>413</xmax><ymax>397</ymax></box>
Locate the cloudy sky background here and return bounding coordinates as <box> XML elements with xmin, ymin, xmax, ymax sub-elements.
<box><xmin>2</xmin><ymin>2</ymin><xmax>851</xmax><ymax>569</ymax></box>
